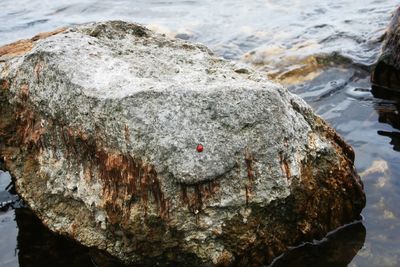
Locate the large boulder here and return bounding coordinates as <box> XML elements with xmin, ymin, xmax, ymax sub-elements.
<box><xmin>372</xmin><ymin>7</ymin><xmax>400</xmax><ymax>94</ymax></box>
<box><xmin>0</xmin><ymin>21</ymin><xmax>365</xmax><ymax>266</ymax></box>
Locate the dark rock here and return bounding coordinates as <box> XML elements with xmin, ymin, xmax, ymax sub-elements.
<box><xmin>372</xmin><ymin>7</ymin><xmax>400</xmax><ymax>93</ymax></box>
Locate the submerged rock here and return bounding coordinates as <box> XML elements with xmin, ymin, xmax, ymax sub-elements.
<box><xmin>0</xmin><ymin>21</ymin><xmax>365</xmax><ymax>266</ymax></box>
<box><xmin>372</xmin><ymin>7</ymin><xmax>400</xmax><ymax>94</ymax></box>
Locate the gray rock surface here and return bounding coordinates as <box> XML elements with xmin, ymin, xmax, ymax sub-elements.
<box><xmin>0</xmin><ymin>21</ymin><xmax>365</xmax><ymax>266</ymax></box>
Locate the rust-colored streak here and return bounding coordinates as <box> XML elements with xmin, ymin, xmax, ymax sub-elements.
<box><xmin>1</xmin><ymin>83</ymin><xmax>46</xmax><ymax>153</ymax></box>
<box><xmin>15</xmin><ymin>109</ymin><xmax>33</xmax><ymax>134</ymax></box>
<box><xmin>61</xmin><ymin>126</ymin><xmax>78</xmax><ymax>157</ymax></box>
<box><xmin>0</xmin><ymin>79</ymin><xmax>10</xmax><ymax>90</ymax></box>
<box><xmin>124</xmin><ymin>124</ymin><xmax>131</xmax><ymax>144</ymax></box>
<box><xmin>10</xmin><ymin>105</ymin><xmax>169</xmax><ymax>225</ymax></box>
<box><xmin>20</xmin><ymin>84</ymin><xmax>29</xmax><ymax>100</ymax></box>
<box><xmin>181</xmin><ymin>180</ymin><xmax>219</xmax><ymax>214</ymax></box>
<box><xmin>15</xmin><ymin>106</ymin><xmax>45</xmax><ymax>147</ymax></box>
<box><xmin>0</xmin><ymin>28</ymin><xmax>66</xmax><ymax>58</ymax></box>
<box><xmin>181</xmin><ymin>185</ymin><xmax>188</xmax><ymax>203</ymax></box>
<box><xmin>34</xmin><ymin>60</ymin><xmax>43</xmax><ymax>82</ymax></box>
<box><xmin>245</xmin><ymin>185</ymin><xmax>249</xmax><ymax>205</ymax></box>
<box><xmin>245</xmin><ymin>150</ymin><xmax>254</xmax><ymax>180</ymax></box>
<box><xmin>279</xmin><ymin>152</ymin><xmax>291</xmax><ymax>180</ymax></box>
<box><xmin>194</xmin><ymin>185</ymin><xmax>203</xmax><ymax>211</ymax></box>
<box><xmin>95</xmin><ymin>149</ymin><xmax>168</xmax><ymax>224</ymax></box>
<box><xmin>152</xmin><ymin>174</ymin><xmax>169</xmax><ymax>218</ymax></box>
<box><xmin>244</xmin><ymin>150</ymin><xmax>255</xmax><ymax>205</ymax></box>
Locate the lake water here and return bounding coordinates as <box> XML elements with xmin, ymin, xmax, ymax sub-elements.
<box><xmin>0</xmin><ymin>0</ymin><xmax>399</xmax><ymax>266</ymax></box>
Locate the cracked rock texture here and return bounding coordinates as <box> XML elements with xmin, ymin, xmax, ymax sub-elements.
<box><xmin>0</xmin><ymin>21</ymin><xmax>365</xmax><ymax>266</ymax></box>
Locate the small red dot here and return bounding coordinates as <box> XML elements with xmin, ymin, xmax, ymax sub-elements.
<box><xmin>196</xmin><ymin>144</ymin><xmax>204</xmax><ymax>152</ymax></box>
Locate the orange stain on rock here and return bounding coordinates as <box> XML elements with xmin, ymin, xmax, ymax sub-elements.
<box><xmin>0</xmin><ymin>28</ymin><xmax>66</xmax><ymax>59</ymax></box>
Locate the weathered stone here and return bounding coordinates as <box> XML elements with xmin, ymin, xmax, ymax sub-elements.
<box><xmin>0</xmin><ymin>21</ymin><xmax>365</xmax><ymax>266</ymax></box>
<box><xmin>372</xmin><ymin>7</ymin><xmax>400</xmax><ymax>93</ymax></box>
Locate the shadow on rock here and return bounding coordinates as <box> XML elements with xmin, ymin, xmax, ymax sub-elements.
<box><xmin>15</xmin><ymin>207</ymin><xmax>366</xmax><ymax>267</ymax></box>
<box><xmin>269</xmin><ymin>222</ymin><xmax>366</xmax><ymax>267</ymax></box>
<box><xmin>16</xmin><ymin>208</ymin><xmax>133</xmax><ymax>267</ymax></box>
<box><xmin>16</xmin><ymin>207</ymin><xmax>199</xmax><ymax>267</ymax></box>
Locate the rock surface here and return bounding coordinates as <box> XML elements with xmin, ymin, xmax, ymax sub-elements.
<box><xmin>0</xmin><ymin>21</ymin><xmax>365</xmax><ymax>266</ymax></box>
<box><xmin>372</xmin><ymin>7</ymin><xmax>400</xmax><ymax>93</ymax></box>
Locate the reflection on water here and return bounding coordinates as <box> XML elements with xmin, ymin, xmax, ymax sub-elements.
<box><xmin>270</xmin><ymin>222</ymin><xmax>366</xmax><ymax>267</ymax></box>
<box><xmin>1</xmin><ymin>0</ymin><xmax>400</xmax><ymax>266</ymax></box>
<box><xmin>370</xmin><ymin>85</ymin><xmax>400</xmax><ymax>151</ymax></box>
<box><xmin>0</xmin><ymin>171</ymin><xmax>18</xmax><ymax>267</ymax></box>
<box><xmin>372</xmin><ymin>88</ymin><xmax>400</xmax><ymax>151</ymax></box>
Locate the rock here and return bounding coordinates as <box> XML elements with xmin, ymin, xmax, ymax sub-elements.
<box><xmin>372</xmin><ymin>7</ymin><xmax>400</xmax><ymax>94</ymax></box>
<box><xmin>0</xmin><ymin>21</ymin><xmax>365</xmax><ymax>266</ymax></box>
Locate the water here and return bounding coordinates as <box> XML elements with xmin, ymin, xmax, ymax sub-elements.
<box><xmin>0</xmin><ymin>0</ymin><xmax>399</xmax><ymax>266</ymax></box>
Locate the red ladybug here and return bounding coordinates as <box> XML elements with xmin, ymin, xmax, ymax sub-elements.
<box><xmin>196</xmin><ymin>144</ymin><xmax>204</xmax><ymax>153</ymax></box>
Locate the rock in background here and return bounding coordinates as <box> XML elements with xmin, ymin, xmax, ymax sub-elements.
<box><xmin>0</xmin><ymin>21</ymin><xmax>365</xmax><ymax>266</ymax></box>
<box><xmin>372</xmin><ymin>6</ymin><xmax>400</xmax><ymax>94</ymax></box>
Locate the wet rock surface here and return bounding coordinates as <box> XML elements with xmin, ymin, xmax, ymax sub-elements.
<box><xmin>372</xmin><ymin>7</ymin><xmax>400</xmax><ymax>93</ymax></box>
<box><xmin>0</xmin><ymin>21</ymin><xmax>365</xmax><ymax>266</ymax></box>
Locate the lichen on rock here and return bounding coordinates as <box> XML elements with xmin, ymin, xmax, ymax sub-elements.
<box><xmin>0</xmin><ymin>21</ymin><xmax>365</xmax><ymax>266</ymax></box>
